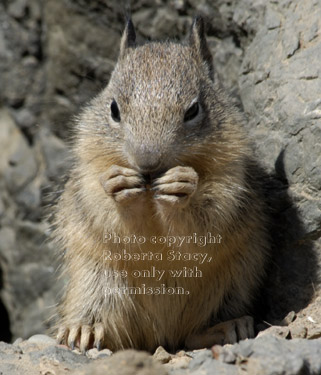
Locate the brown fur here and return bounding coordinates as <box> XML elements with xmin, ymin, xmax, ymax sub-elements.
<box><xmin>53</xmin><ymin>17</ymin><xmax>270</xmax><ymax>352</ymax></box>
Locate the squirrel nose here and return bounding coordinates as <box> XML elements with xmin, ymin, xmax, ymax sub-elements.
<box><xmin>137</xmin><ymin>160</ymin><xmax>162</xmax><ymax>174</ymax></box>
<box><xmin>133</xmin><ymin>145</ymin><xmax>162</xmax><ymax>174</ymax></box>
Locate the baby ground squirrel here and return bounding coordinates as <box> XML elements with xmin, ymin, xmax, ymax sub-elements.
<box><xmin>54</xmin><ymin>16</ymin><xmax>270</xmax><ymax>352</ymax></box>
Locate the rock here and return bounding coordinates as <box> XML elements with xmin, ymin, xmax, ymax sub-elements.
<box><xmin>0</xmin><ymin>336</ymin><xmax>321</xmax><ymax>375</ymax></box>
<box><xmin>239</xmin><ymin>0</ymin><xmax>321</xmax><ymax>323</ymax></box>
<box><xmin>0</xmin><ymin>340</ymin><xmax>91</xmax><ymax>375</ymax></box>
<box><xmin>27</xmin><ymin>334</ymin><xmax>56</xmax><ymax>345</ymax></box>
<box><xmin>151</xmin><ymin>7</ymin><xmax>186</xmax><ymax>39</ymax></box>
<box><xmin>43</xmin><ymin>0</ymin><xmax>121</xmax><ymax>138</ymax></box>
<box><xmin>0</xmin><ymin>109</ymin><xmax>40</xmax><ymax>220</ymax></box>
<box><xmin>39</xmin><ymin>128</ymin><xmax>71</xmax><ymax>180</ymax></box>
<box><xmin>308</xmin><ymin>326</ymin><xmax>321</xmax><ymax>340</ymax></box>
<box><xmin>256</xmin><ymin>326</ymin><xmax>291</xmax><ymax>339</ymax></box>
<box><xmin>0</xmin><ymin>218</ymin><xmax>58</xmax><ymax>341</ymax></box>
<box><xmin>70</xmin><ymin>350</ymin><xmax>167</xmax><ymax>375</ymax></box>
<box><xmin>176</xmin><ymin>350</ymin><xmax>187</xmax><ymax>357</ymax></box>
<box><xmin>28</xmin><ymin>345</ymin><xmax>90</xmax><ymax>366</ymax></box>
<box><xmin>86</xmin><ymin>348</ymin><xmax>112</xmax><ymax>360</ymax></box>
<box><xmin>290</xmin><ymin>326</ymin><xmax>308</xmax><ymax>339</ymax></box>
<box><xmin>281</xmin><ymin>311</ymin><xmax>297</xmax><ymax>326</ymax></box>
<box><xmin>188</xmin><ymin>348</ymin><xmax>239</xmax><ymax>375</ymax></box>
<box><xmin>212</xmin><ymin>345</ymin><xmax>236</xmax><ymax>363</ymax></box>
<box><xmin>153</xmin><ymin>347</ymin><xmax>193</xmax><ymax>371</ymax></box>
<box><xmin>165</xmin><ymin>355</ymin><xmax>192</xmax><ymax>371</ymax></box>
<box><xmin>211</xmin><ymin>336</ymin><xmax>321</xmax><ymax>375</ymax></box>
<box><xmin>7</xmin><ymin>0</ymin><xmax>28</xmax><ymax>20</ymax></box>
<box><xmin>13</xmin><ymin>108</ymin><xmax>36</xmax><ymax>129</ymax></box>
<box><xmin>287</xmin><ymin>295</ymin><xmax>321</xmax><ymax>340</ymax></box>
<box><xmin>153</xmin><ymin>346</ymin><xmax>172</xmax><ymax>364</ymax></box>
<box><xmin>4</xmin><ymin>142</ymin><xmax>38</xmax><ymax>194</ymax></box>
<box><xmin>0</xmin><ymin>341</ymin><xmax>23</xmax><ymax>356</ymax></box>
<box><xmin>187</xmin><ymin>349</ymin><xmax>213</xmax><ymax>370</ymax></box>
<box><xmin>12</xmin><ymin>337</ymin><xmax>23</xmax><ymax>346</ymax></box>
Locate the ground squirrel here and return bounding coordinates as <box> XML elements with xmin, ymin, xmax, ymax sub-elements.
<box><xmin>54</xmin><ymin>16</ymin><xmax>270</xmax><ymax>353</ymax></box>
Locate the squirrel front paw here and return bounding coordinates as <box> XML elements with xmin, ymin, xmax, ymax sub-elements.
<box><xmin>57</xmin><ymin>322</ymin><xmax>105</xmax><ymax>353</ymax></box>
<box><xmin>100</xmin><ymin>165</ymin><xmax>145</xmax><ymax>204</ymax></box>
<box><xmin>185</xmin><ymin>316</ymin><xmax>255</xmax><ymax>349</ymax></box>
<box><xmin>152</xmin><ymin>166</ymin><xmax>198</xmax><ymax>208</ymax></box>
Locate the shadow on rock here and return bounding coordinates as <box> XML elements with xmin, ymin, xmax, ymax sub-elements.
<box><xmin>255</xmin><ymin>150</ymin><xmax>319</xmax><ymax>324</ymax></box>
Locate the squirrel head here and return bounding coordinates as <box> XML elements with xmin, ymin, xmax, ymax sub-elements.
<box><xmin>81</xmin><ymin>17</ymin><xmax>234</xmax><ymax>178</ymax></box>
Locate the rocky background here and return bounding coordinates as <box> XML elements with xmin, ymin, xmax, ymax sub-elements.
<box><xmin>0</xmin><ymin>0</ymin><xmax>320</xmax><ymax>373</ymax></box>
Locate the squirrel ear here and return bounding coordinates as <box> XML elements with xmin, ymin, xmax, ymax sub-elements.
<box><xmin>189</xmin><ymin>16</ymin><xmax>214</xmax><ymax>80</ymax></box>
<box><xmin>119</xmin><ymin>19</ymin><xmax>136</xmax><ymax>58</ymax></box>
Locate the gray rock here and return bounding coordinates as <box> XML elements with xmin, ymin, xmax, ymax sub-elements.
<box><xmin>7</xmin><ymin>0</ymin><xmax>28</xmax><ymax>20</ymax></box>
<box><xmin>151</xmin><ymin>7</ymin><xmax>185</xmax><ymax>39</ymax></box>
<box><xmin>28</xmin><ymin>345</ymin><xmax>90</xmax><ymax>366</ymax></box>
<box><xmin>188</xmin><ymin>349</ymin><xmax>213</xmax><ymax>371</ymax></box>
<box><xmin>0</xmin><ymin>227</ymin><xmax>16</xmax><ymax>264</ymax></box>
<box><xmin>12</xmin><ymin>337</ymin><xmax>23</xmax><ymax>346</ymax></box>
<box><xmin>27</xmin><ymin>334</ymin><xmax>56</xmax><ymax>345</ymax></box>
<box><xmin>70</xmin><ymin>350</ymin><xmax>167</xmax><ymax>375</ymax></box>
<box><xmin>86</xmin><ymin>348</ymin><xmax>112</xmax><ymax>359</ymax></box>
<box><xmin>15</xmin><ymin>180</ymin><xmax>41</xmax><ymax>213</ymax></box>
<box><xmin>0</xmin><ymin>336</ymin><xmax>320</xmax><ymax>375</ymax></box>
<box><xmin>4</xmin><ymin>144</ymin><xmax>38</xmax><ymax>194</ymax></box>
<box><xmin>0</xmin><ymin>110</ymin><xmax>38</xmax><ymax>195</ymax></box>
<box><xmin>43</xmin><ymin>0</ymin><xmax>121</xmax><ymax>138</ymax></box>
<box><xmin>0</xmin><ymin>340</ymin><xmax>90</xmax><ymax>375</ymax></box>
<box><xmin>0</xmin><ymin>219</ymin><xmax>57</xmax><ymax>340</ymax></box>
<box><xmin>0</xmin><ymin>341</ymin><xmax>22</xmax><ymax>356</ymax></box>
<box><xmin>239</xmin><ymin>0</ymin><xmax>321</xmax><ymax>320</ymax></box>
<box><xmin>39</xmin><ymin>128</ymin><xmax>71</xmax><ymax>180</ymax></box>
<box><xmin>188</xmin><ymin>348</ymin><xmax>238</xmax><ymax>375</ymax></box>
<box><xmin>256</xmin><ymin>326</ymin><xmax>291</xmax><ymax>339</ymax></box>
<box><xmin>13</xmin><ymin>108</ymin><xmax>36</xmax><ymax>129</ymax></box>
<box><xmin>0</xmin><ymin>363</ymin><xmax>21</xmax><ymax>375</ymax></box>
<box><xmin>202</xmin><ymin>336</ymin><xmax>321</xmax><ymax>375</ymax></box>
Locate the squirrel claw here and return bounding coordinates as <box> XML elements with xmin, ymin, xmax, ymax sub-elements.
<box><xmin>67</xmin><ymin>326</ymin><xmax>80</xmax><ymax>350</ymax></box>
<box><xmin>56</xmin><ymin>326</ymin><xmax>67</xmax><ymax>345</ymax></box>
<box><xmin>79</xmin><ymin>325</ymin><xmax>92</xmax><ymax>353</ymax></box>
<box><xmin>94</xmin><ymin>323</ymin><xmax>105</xmax><ymax>351</ymax></box>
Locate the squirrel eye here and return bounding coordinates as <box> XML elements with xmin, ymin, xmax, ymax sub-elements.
<box><xmin>184</xmin><ymin>102</ymin><xmax>199</xmax><ymax>122</ymax></box>
<box><xmin>111</xmin><ymin>99</ymin><xmax>121</xmax><ymax>122</ymax></box>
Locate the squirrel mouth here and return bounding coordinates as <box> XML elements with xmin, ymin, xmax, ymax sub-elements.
<box><xmin>142</xmin><ymin>173</ymin><xmax>152</xmax><ymax>185</ymax></box>
<box><xmin>142</xmin><ymin>170</ymin><xmax>164</xmax><ymax>185</ymax></box>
